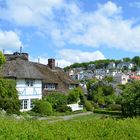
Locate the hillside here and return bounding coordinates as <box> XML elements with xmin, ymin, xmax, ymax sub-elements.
<box><xmin>64</xmin><ymin>56</ymin><xmax>140</xmax><ymax>71</ymax></box>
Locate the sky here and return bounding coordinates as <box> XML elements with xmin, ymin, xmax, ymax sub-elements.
<box><xmin>0</xmin><ymin>0</ymin><xmax>140</xmax><ymax>67</ymax></box>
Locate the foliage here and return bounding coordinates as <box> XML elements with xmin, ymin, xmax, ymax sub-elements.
<box><xmin>93</xmin><ymin>109</ymin><xmax>121</xmax><ymax>115</ymax></box>
<box><xmin>86</xmin><ymin>78</ymin><xmax>98</xmax><ymax>93</ymax></box>
<box><xmin>64</xmin><ymin>56</ymin><xmax>140</xmax><ymax>71</ymax></box>
<box><xmin>0</xmin><ymin>79</ymin><xmax>20</xmax><ymax>114</ymax></box>
<box><xmin>0</xmin><ymin>51</ymin><xmax>6</xmax><ymax>67</ymax></box>
<box><xmin>132</xmin><ymin>56</ymin><xmax>140</xmax><ymax>66</ymax></box>
<box><xmin>1</xmin><ymin>116</ymin><xmax>140</xmax><ymax>139</ymax></box>
<box><xmin>88</xmin><ymin>81</ymin><xmax>116</xmax><ymax>107</ymax></box>
<box><xmin>33</xmin><ymin>100</ymin><xmax>52</xmax><ymax>115</ymax></box>
<box><xmin>85</xmin><ymin>100</ymin><xmax>93</xmax><ymax>111</ymax></box>
<box><xmin>121</xmin><ymin>81</ymin><xmax>140</xmax><ymax>117</ymax></box>
<box><xmin>108</xmin><ymin>104</ymin><xmax>121</xmax><ymax>111</ymax></box>
<box><xmin>67</xmin><ymin>87</ymin><xmax>84</xmax><ymax>104</ymax></box>
<box><xmin>103</xmin><ymin>76</ymin><xmax>113</xmax><ymax>83</ymax></box>
<box><xmin>56</xmin><ymin>105</ymin><xmax>72</xmax><ymax>112</ymax></box>
<box><xmin>45</xmin><ymin>92</ymin><xmax>68</xmax><ymax>110</ymax></box>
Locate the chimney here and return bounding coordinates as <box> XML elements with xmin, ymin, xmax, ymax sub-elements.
<box><xmin>48</xmin><ymin>58</ymin><xmax>55</xmax><ymax>69</ymax></box>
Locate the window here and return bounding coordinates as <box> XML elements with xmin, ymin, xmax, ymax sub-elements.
<box><xmin>20</xmin><ymin>99</ymin><xmax>28</xmax><ymax>110</ymax></box>
<box><xmin>69</xmin><ymin>84</ymin><xmax>76</xmax><ymax>89</ymax></box>
<box><xmin>44</xmin><ymin>83</ymin><xmax>56</xmax><ymax>90</ymax></box>
<box><xmin>25</xmin><ymin>79</ymin><xmax>34</xmax><ymax>87</ymax></box>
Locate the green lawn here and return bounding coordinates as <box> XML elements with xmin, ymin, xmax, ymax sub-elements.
<box><xmin>0</xmin><ymin>114</ymin><xmax>140</xmax><ymax>140</ymax></box>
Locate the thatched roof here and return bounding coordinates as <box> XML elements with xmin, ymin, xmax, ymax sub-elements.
<box><xmin>2</xmin><ymin>57</ymin><xmax>77</xmax><ymax>84</ymax></box>
<box><xmin>2</xmin><ymin>58</ymin><xmax>44</xmax><ymax>79</ymax></box>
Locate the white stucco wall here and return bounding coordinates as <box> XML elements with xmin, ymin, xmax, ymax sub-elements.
<box><xmin>16</xmin><ymin>79</ymin><xmax>42</xmax><ymax>111</ymax></box>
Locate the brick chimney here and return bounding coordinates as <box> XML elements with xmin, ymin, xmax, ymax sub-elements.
<box><xmin>48</xmin><ymin>58</ymin><xmax>55</xmax><ymax>69</ymax></box>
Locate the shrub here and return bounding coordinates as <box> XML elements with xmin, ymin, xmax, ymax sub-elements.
<box><xmin>67</xmin><ymin>87</ymin><xmax>84</xmax><ymax>104</ymax></box>
<box><xmin>85</xmin><ymin>101</ymin><xmax>93</xmax><ymax>111</ymax></box>
<box><xmin>56</xmin><ymin>105</ymin><xmax>72</xmax><ymax>112</ymax></box>
<box><xmin>93</xmin><ymin>109</ymin><xmax>121</xmax><ymax>116</ymax></box>
<box><xmin>0</xmin><ymin>79</ymin><xmax>20</xmax><ymax>114</ymax></box>
<box><xmin>108</xmin><ymin>104</ymin><xmax>121</xmax><ymax>111</ymax></box>
<box><xmin>45</xmin><ymin>92</ymin><xmax>67</xmax><ymax>110</ymax></box>
<box><xmin>33</xmin><ymin>100</ymin><xmax>52</xmax><ymax>115</ymax></box>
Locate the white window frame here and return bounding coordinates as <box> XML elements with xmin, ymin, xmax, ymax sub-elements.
<box><xmin>25</xmin><ymin>79</ymin><xmax>35</xmax><ymax>87</ymax></box>
<box><xmin>20</xmin><ymin>99</ymin><xmax>28</xmax><ymax>110</ymax></box>
<box><xmin>45</xmin><ymin>83</ymin><xmax>56</xmax><ymax>90</ymax></box>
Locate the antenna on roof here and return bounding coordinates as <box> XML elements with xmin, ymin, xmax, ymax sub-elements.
<box><xmin>2</xmin><ymin>49</ymin><xmax>5</xmax><ymax>54</ymax></box>
<box><xmin>20</xmin><ymin>46</ymin><xmax>22</xmax><ymax>54</ymax></box>
<box><xmin>38</xmin><ymin>57</ymin><xmax>40</xmax><ymax>63</ymax></box>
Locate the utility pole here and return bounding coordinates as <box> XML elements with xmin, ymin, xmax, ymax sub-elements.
<box><xmin>2</xmin><ymin>49</ymin><xmax>5</xmax><ymax>54</ymax></box>
<box><xmin>20</xmin><ymin>46</ymin><xmax>22</xmax><ymax>54</ymax></box>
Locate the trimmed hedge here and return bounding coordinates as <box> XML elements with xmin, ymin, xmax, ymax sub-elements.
<box><xmin>93</xmin><ymin>109</ymin><xmax>121</xmax><ymax>116</ymax></box>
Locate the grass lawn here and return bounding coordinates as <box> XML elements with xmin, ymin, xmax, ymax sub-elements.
<box><xmin>0</xmin><ymin>114</ymin><xmax>140</xmax><ymax>140</ymax></box>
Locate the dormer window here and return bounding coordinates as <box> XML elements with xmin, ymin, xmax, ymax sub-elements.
<box><xmin>44</xmin><ymin>83</ymin><xmax>56</xmax><ymax>90</ymax></box>
<box><xmin>25</xmin><ymin>79</ymin><xmax>35</xmax><ymax>87</ymax></box>
<box><xmin>69</xmin><ymin>84</ymin><xmax>76</xmax><ymax>90</ymax></box>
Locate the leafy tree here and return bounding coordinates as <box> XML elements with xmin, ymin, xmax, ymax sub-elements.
<box><xmin>67</xmin><ymin>87</ymin><xmax>84</xmax><ymax>104</ymax></box>
<box><xmin>123</xmin><ymin>57</ymin><xmax>131</xmax><ymax>62</ymax></box>
<box><xmin>0</xmin><ymin>51</ymin><xmax>6</xmax><ymax>66</ymax></box>
<box><xmin>103</xmin><ymin>76</ymin><xmax>113</xmax><ymax>83</ymax></box>
<box><xmin>132</xmin><ymin>56</ymin><xmax>140</xmax><ymax>66</ymax></box>
<box><xmin>0</xmin><ymin>79</ymin><xmax>20</xmax><ymax>114</ymax></box>
<box><xmin>121</xmin><ymin>81</ymin><xmax>140</xmax><ymax>117</ymax></box>
<box><xmin>45</xmin><ymin>92</ymin><xmax>67</xmax><ymax>110</ymax></box>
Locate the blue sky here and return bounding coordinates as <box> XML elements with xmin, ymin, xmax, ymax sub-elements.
<box><xmin>0</xmin><ymin>0</ymin><xmax>140</xmax><ymax>67</ymax></box>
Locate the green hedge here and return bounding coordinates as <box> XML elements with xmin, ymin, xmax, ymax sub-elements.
<box><xmin>93</xmin><ymin>109</ymin><xmax>121</xmax><ymax>116</ymax></box>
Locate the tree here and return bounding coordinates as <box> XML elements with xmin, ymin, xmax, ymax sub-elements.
<box><xmin>103</xmin><ymin>76</ymin><xmax>113</xmax><ymax>83</ymax></box>
<box><xmin>0</xmin><ymin>51</ymin><xmax>6</xmax><ymax>66</ymax></box>
<box><xmin>0</xmin><ymin>79</ymin><xmax>20</xmax><ymax>114</ymax></box>
<box><xmin>123</xmin><ymin>57</ymin><xmax>131</xmax><ymax>62</ymax></box>
<box><xmin>45</xmin><ymin>92</ymin><xmax>68</xmax><ymax>110</ymax></box>
<box><xmin>121</xmin><ymin>81</ymin><xmax>140</xmax><ymax>117</ymax></box>
<box><xmin>67</xmin><ymin>87</ymin><xmax>84</xmax><ymax>104</ymax></box>
<box><xmin>132</xmin><ymin>56</ymin><xmax>140</xmax><ymax>66</ymax></box>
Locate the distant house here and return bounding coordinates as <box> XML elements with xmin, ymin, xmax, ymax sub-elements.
<box><xmin>2</xmin><ymin>52</ymin><xmax>78</xmax><ymax>111</ymax></box>
<box><xmin>114</xmin><ymin>73</ymin><xmax>129</xmax><ymax>85</ymax></box>
<box><xmin>117</xmin><ymin>62</ymin><xmax>134</xmax><ymax>70</ymax></box>
<box><xmin>107</xmin><ymin>62</ymin><xmax>116</xmax><ymax>69</ymax></box>
<box><xmin>87</xmin><ymin>64</ymin><xmax>95</xmax><ymax>70</ymax></box>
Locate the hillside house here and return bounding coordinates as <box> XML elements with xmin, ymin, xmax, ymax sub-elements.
<box><xmin>114</xmin><ymin>73</ymin><xmax>129</xmax><ymax>85</ymax></box>
<box><xmin>2</xmin><ymin>52</ymin><xmax>78</xmax><ymax>111</ymax></box>
<box><xmin>117</xmin><ymin>62</ymin><xmax>134</xmax><ymax>70</ymax></box>
<box><xmin>107</xmin><ymin>62</ymin><xmax>116</xmax><ymax>69</ymax></box>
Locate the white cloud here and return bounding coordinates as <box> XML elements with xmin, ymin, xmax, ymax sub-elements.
<box><xmin>0</xmin><ymin>30</ymin><xmax>22</xmax><ymax>51</ymax></box>
<box><xmin>1</xmin><ymin>1</ymin><xmax>140</xmax><ymax>52</ymax></box>
<box><xmin>31</xmin><ymin>49</ymin><xmax>105</xmax><ymax>68</ymax></box>
<box><xmin>58</xmin><ymin>49</ymin><xmax>105</xmax><ymax>64</ymax></box>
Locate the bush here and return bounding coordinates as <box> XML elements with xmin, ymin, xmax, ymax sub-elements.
<box><xmin>56</xmin><ymin>105</ymin><xmax>72</xmax><ymax>112</ymax></box>
<box><xmin>0</xmin><ymin>79</ymin><xmax>20</xmax><ymax>114</ymax></box>
<box><xmin>108</xmin><ymin>104</ymin><xmax>121</xmax><ymax>111</ymax></box>
<box><xmin>93</xmin><ymin>109</ymin><xmax>121</xmax><ymax>116</ymax></box>
<box><xmin>67</xmin><ymin>87</ymin><xmax>84</xmax><ymax>104</ymax></box>
<box><xmin>33</xmin><ymin>100</ymin><xmax>52</xmax><ymax>115</ymax></box>
<box><xmin>45</xmin><ymin>92</ymin><xmax>67</xmax><ymax>110</ymax></box>
<box><xmin>85</xmin><ymin>101</ymin><xmax>93</xmax><ymax>111</ymax></box>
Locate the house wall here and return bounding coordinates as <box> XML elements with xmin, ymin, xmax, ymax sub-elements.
<box><xmin>16</xmin><ymin>79</ymin><xmax>42</xmax><ymax>111</ymax></box>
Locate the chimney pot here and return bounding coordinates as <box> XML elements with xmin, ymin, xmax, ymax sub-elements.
<box><xmin>48</xmin><ymin>58</ymin><xmax>55</xmax><ymax>69</ymax></box>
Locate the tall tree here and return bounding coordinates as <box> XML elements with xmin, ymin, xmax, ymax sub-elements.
<box><xmin>121</xmin><ymin>81</ymin><xmax>140</xmax><ymax>117</ymax></box>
